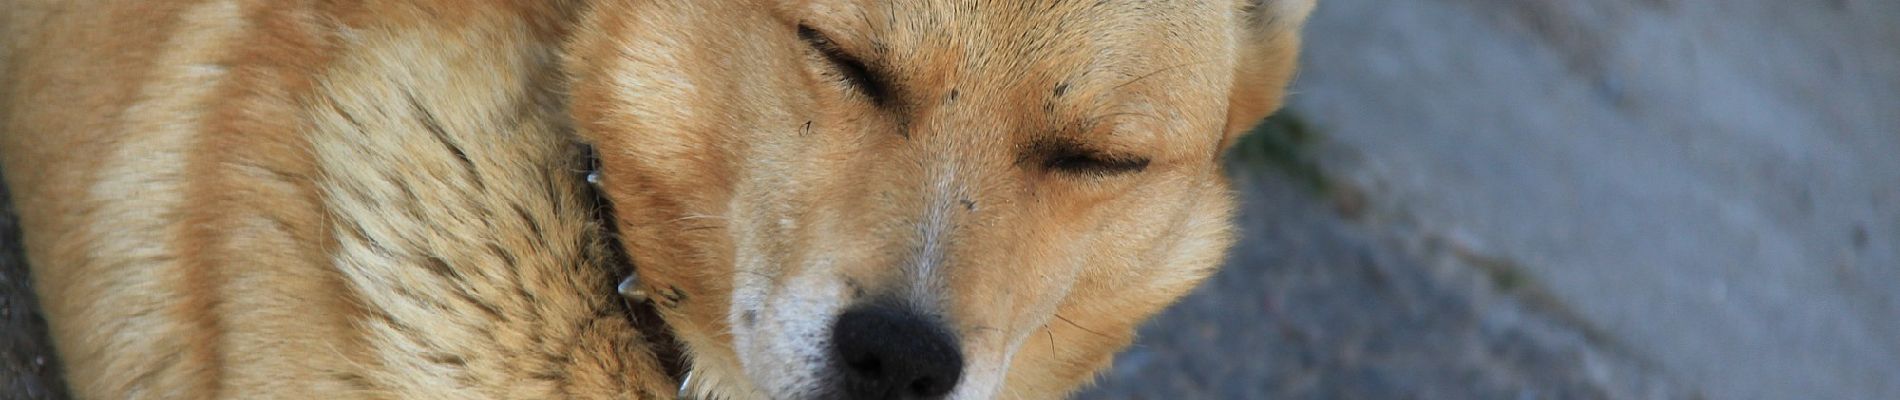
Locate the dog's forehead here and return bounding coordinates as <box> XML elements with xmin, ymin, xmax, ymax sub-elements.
<box><xmin>780</xmin><ymin>0</ymin><xmax>1241</xmax><ymax>150</ymax></box>
<box><xmin>793</xmin><ymin>0</ymin><xmax>1237</xmax><ymax>79</ymax></box>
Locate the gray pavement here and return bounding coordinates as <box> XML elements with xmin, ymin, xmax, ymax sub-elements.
<box><xmin>1090</xmin><ymin>0</ymin><xmax>1900</xmax><ymax>398</ymax></box>
<box><xmin>1283</xmin><ymin>0</ymin><xmax>1900</xmax><ymax>399</ymax></box>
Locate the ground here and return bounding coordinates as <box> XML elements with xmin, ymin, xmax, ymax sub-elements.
<box><xmin>1093</xmin><ymin>0</ymin><xmax>1900</xmax><ymax>398</ymax></box>
<box><xmin>1274</xmin><ymin>0</ymin><xmax>1899</xmax><ymax>398</ymax></box>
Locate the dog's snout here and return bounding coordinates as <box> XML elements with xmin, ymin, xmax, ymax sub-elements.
<box><xmin>831</xmin><ymin>304</ymin><xmax>964</xmax><ymax>399</ymax></box>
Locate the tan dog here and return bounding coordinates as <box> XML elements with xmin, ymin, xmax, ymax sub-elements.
<box><xmin>0</xmin><ymin>0</ymin><xmax>1311</xmax><ymax>399</ymax></box>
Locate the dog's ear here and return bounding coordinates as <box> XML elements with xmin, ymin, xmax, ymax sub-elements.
<box><xmin>1224</xmin><ymin>0</ymin><xmax>1315</xmax><ymax>144</ymax></box>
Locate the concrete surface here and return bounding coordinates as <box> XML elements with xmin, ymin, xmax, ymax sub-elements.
<box><xmin>1275</xmin><ymin>0</ymin><xmax>1900</xmax><ymax>398</ymax></box>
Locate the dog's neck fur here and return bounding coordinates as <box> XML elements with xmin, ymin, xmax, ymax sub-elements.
<box><xmin>135</xmin><ymin>3</ymin><xmax>694</xmax><ymax>398</ymax></box>
<box><xmin>581</xmin><ymin>144</ymin><xmax>693</xmax><ymax>397</ymax></box>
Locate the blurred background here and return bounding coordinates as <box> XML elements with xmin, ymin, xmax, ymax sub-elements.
<box><xmin>5</xmin><ymin>0</ymin><xmax>1898</xmax><ymax>399</ymax></box>
<box><xmin>1087</xmin><ymin>0</ymin><xmax>1900</xmax><ymax>399</ymax></box>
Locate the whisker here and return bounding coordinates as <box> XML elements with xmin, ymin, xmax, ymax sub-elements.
<box><xmin>1113</xmin><ymin>60</ymin><xmax>1210</xmax><ymax>90</ymax></box>
<box><xmin>669</xmin><ymin>214</ymin><xmax>728</xmax><ymax>223</ymax></box>
<box><xmin>1054</xmin><ymin>313</ymin><xmax>1112</xmax><ymax>339</ymax></box>
<box><xmin>1080</xmin><ymin>111</ymin><xmax>1164</xmax><ymax>131</ymax></box>
<box><xmin>1045</xmin><ymin>329</ymin><xmax>1059</xmax><ymax>357</ymax></box>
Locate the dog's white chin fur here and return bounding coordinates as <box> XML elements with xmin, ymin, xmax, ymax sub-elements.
<box><xmin>941</xmin><ymin>347</ymin><xmax>1013</xmax><ymax>400</ymax></box>
<box><xmin>729</xmin><ymin>263</ymin><xmax>842</xmax><ymax>399</ymax></box>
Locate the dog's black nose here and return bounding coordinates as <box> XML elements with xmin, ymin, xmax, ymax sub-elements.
<box><xmin>831</xmin><ymin>304</ymin><xmax>964</xmax><ymax>400</ymax></box>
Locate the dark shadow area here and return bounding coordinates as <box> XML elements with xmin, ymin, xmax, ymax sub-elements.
<box><xmin>0</xmin><ymin>167</ymin><xmax>71</xmax><ymax>400</ymax></box>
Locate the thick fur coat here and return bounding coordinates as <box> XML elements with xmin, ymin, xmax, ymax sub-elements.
<box><xmin>0</xmin><ymin>1</ymin><xmax>1311</xmax><ymax>399</ymax></box>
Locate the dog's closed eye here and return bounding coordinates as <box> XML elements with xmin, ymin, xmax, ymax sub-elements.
<box><xmin>797</xmin><ymin>25</ymin><xmax>892</xmax><ymax>105</ymax></box>
<box><xmin>1028</xmin><ymin>138</ymin><xmax>1151</xmax><ymax>177</ymax></box>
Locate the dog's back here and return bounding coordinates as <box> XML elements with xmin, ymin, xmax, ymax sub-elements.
<box><xmin>4</xmin><ymin>3</ymin><xmax>247</xmax><ymax>395</ymax></box>
<box><xmin>2</xmin><ymin>2</ymin><xmax>675</xmax><ymax>398</ymax></box>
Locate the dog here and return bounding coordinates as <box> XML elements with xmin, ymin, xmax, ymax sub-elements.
<box><xmin>0</xmin><ymin>0</ymin><xmax>1312</xmax><ymax>398</ymax></box>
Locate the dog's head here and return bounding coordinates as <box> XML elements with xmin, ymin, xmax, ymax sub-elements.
<box><xmin>565</xmin><ymin>1</ymin><xmax>1311</xmax><ymax>398</ymax></box>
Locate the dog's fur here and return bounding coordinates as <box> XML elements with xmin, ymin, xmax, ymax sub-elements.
<box><xmin>0</xmin><ymin>1</ymin><xmax>1311</xmax><ymax>399</ymax></box>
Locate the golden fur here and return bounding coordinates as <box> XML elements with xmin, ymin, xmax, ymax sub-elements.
<box><xmin>0</xmin><ymin>1</ymin><xmax>1311</xmax><ymax>399</ymax></box>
